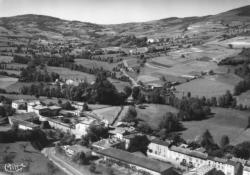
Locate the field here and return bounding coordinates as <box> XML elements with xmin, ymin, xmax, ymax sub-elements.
<box><xmin>218</xmin><ymin>36</ymin><xmax>250</xmax><ymax>48</ymax></box>
<box><xmin>6</xmin><ymin>82</ymin><xmax>35</xmax><ymax>92</ymax></box>
<box><xmin>175</xmin><ymin>74</ymin><xmax>241</xmax><ymax>98</ymax></box>
<box><xmin>136</xmin><ymin>104</ymin><xmax>179</xmax><ymax>129</ymax></box>
<box><xmin>180</xmin><ymin>107</ymin><xmax>250</xmax><ymax>145</ymax></box>
<box><xmin>47</xmin><ymin>66</ymin><xmax>96</xmax><ymax>82</ymax></box>
<box><xmin>0</xmin><ymin>55</ymin><xmax>13</xmax><ymax>62</ymax></box>
<box><xmin>0</xmin><ymin>141</ymin><xmax>65</xmax><ymax>175</ymax></box>
<box><xmin>0</xmin><ymin>75</ymin><xmax>18</xmax><ymax>89</ymax></box>
<box><xmin>92</xmin><ymin>106</ymin><xmax>123</xmax><ymax>124</ymax></box>
<box><xmin>6</xmin><ymin>63</ymin><xmax>27</xmax><ymax>70</ymax></box>
<box><xmin>137</xmin><ymin>44</ymin><xmax>240</xmax><ymax>84</ymax></box>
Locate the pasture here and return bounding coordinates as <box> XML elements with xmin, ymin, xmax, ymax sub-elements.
<box><xmin>136</xmin><ymin>104</ymin><xmax>179</xmax><ymax>130</ymax></box>
<box><xmin>92</xmin><ymin>106</ymin><xmax>123</xmax><ymax>124</ymax></box>
<box><xmin>6</xmin><ymin>82</ymin><xmax>35</xmax><ymax>92</ymax></box>
<box><xmin>180</xmin><ymin>107</ymin><xmax>250</xmax><ymax>145</ymax></box>
<box><xmin>0</xmin><ymin>141</ymin><xmax>65</xmax><ymax>175</ymax></box>
<box><xmin>0</xmin><ymin>75</ymin><xmax>18</xmax><ymax>89</ymax></box>
<box><xmin>175</xmin><ymin>74</ymin><xmax>241</xmax><ymax>98</ymax></box>
<box><xmin>47</xmin><ymin>66</ymin><xmax>96</xmax><ymax>82</ymax></box>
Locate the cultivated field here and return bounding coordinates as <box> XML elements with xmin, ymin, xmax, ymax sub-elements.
<box><xmin>175</xmin><ymin>74</ymin><xmax>241</xmax><ymax>98</ymax></box>
<box><xmin>0</xmin><ymin>141</ymin><xmax>65</xmax><ymax>175</ymax></box>
<box><xmin>0</xmin><ymin>55</ymin><xmax>13</xmax><ymax>62</ymax></box>
<box><xmin>136</xmin><ymin>104</ymin><xmax>179</xmax><ymax>129</ymax></box>
<box><xmin>180</xmin><ymin>107</ymin><xmax>250</xmax><ymax>145</ymax></box>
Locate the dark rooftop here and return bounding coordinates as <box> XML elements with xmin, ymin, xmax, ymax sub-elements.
<box><xmin>151</xmin><ymin>138</ymin><xmax>171</xmax><ymax>147</ymax></box>
<box><xmin>97</xmin><ymin>148</ymin><xmax>173</xmax><ymax>173</ymax></box>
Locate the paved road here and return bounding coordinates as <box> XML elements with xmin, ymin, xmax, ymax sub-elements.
<box><xmin>43</xmin><ymin>148</ymin><xmax>91</xmax><ymax>175</ymax></box>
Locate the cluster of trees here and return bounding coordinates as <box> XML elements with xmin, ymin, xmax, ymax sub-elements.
<box><xmin>13</xmin><ymin>55</ymin><xmax>31</xmax><ymax>64</ymax></box>
<box><xmin>0</xmin><ymin>71</ymin><xmax>19</xmax><ymax>78</ymax></box>
<box><xmin>121</xmin><ymin>106</ymin><xmax>138</xmax><ymax>123</ymax></box>
<box><xmin>105</xmin><ymin>35</ymin><xmax>148</xmax><ymax>47</ymax></box>
<box><xmin>79</xmin><ymin>52</ymin><xmax>123</xmax><ymax>64</ymax></box>
<box><xmin>234</xmin><ymin>63</ymin><xmax>250</xmax><ymax>78</ymax></box>
<box><xmin>188</xmin><ymin>129</ymin><xmax>250</xmax><ymax>160</ymax></box>
<box><xmin>64</xmin><ymin>63</ymin><xmax>129</xmax><ymax>82</ymax></box>
<box><xmin>0</xmin><ymin>127</ymin><xmax>49</xmax><ymax>150</ymax></box>
<box><xmin>234</xmin><ymin>79</ymin><xmax>250</xmax><ymax>95</ymax></box>
<box><xmin>127</xmin><ymin>135</ymin><xmax>150</xmax><ymax>155</ymax></box>
<box><xmin>0</xmin><ymin>96</ymin><xmax>15</xmax><ymax>123</ymax></box>
<box><xmin>233</xmin><ymin>63</ymin><xmax>250</xmax><ymax>95</ymax></box>
<box><xmin>219</xmin><ymin>48</ymin><xmax>250</xmax><ymax>66</ymax></box>
<box><xmin>21</xmin><ymin>72</ymin><xmax>128</xmax><ymax>105</ymax></box>
<box><xmin>80</xmin><ymin>125</ymin><xmax>109</xmax><ymax>146</ymax></box>
<box><xmin>47</xmin><ymin>57</ymin><xmax>74</xmax><ymax>67</ymax></box>
<box><xmin>19</xmin><ymin>63</ymin><xmax>59</xmax><ymax>82</ymax></box>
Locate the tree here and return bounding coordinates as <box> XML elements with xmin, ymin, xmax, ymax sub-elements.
<box><xmin>72</xmin><ymin>152</ymin><xmax>89</xmax><ymax>165</ymax></box>
<box><xmin>233</xmin><ymin>141</ymin><xmax>250</xmax><ymax>159</ymax></box>
<box><xmin>132</xmin><ymin>86</ymin><xmax>140</xmax><ymax>100</ymax></box>
<box><xmin>89</xmin><ymin>163</ymin><xmax>96</xmax><ymax>173</ymax></box>
<box><xmin>200</xmin><ymin>130</ymin><xmax>216</xmax><ymax>151</ymax></box>
<box><xmin>158</xmin><ymin>112</ymin><xmax>183</xmax><ymax>133</ymax></box>
<box><xmin>122</xmin><ymin>106</ymin><xmax>137</xmax><ymax>122</ymax></box>
<box><xmin>123</xmin><ymin>86</ymin><xmax>132</xmax><ymax>98</ymax></box>
<box><xmin>128</xmin><ymin>135</ymin><xmax>150</xmax><ymax>155</ymax></box>
<box><xmin>220</xmin><ymin>135</ymin><xmax>230</xmax><ymax>148</ymax></box>
<box><xmin>247</xmin><ymin>116</ymin><xmax>250</xmax><ymax>129</ymax></box>
<box><xmin>136</xmin><ymin>122</ymin><xmax>152</xmax><ymax>134</ymax></box>
<box><xmin>82</xmin><ymin>102</ymin><xmax>90</xmax><ymax>111</ymax></box>
<box><xmin>40</xmin><ymin>121</ymin><xmax>51</xmax><ymax>129</ymax></box>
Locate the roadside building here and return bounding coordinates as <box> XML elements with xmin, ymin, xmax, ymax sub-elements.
<box><xmin>108</xmin><ymin>126</ymin><xmax>137</xmax><ymax>140</ymax></box>
<box><xmin>97</xmin><ymin>148</ymin><xmax>175</xmax><ymax>175</ymax></box>
<box><xmin>8</xmin><ymin>113</ymin><xmax>40</xmax><ymax>130</ymax></box>
<box><xmin>11</xmin><ymin>99</ymin><xmax>27</xmax><ymax>110</ymax></box>
<box><xmin>243</xmin><ymin>162</ymin><xmax>250</xmax><ymax>175</ymax></box>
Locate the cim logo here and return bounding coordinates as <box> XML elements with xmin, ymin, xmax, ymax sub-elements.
<box><xmin>0</xmin><ymin>163</ymin><xmax>28</xmax><ymax>173</ymax></box>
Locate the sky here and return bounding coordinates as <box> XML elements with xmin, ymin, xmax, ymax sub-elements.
<box><xmin>0</xmin><ymin>0</ymin><xmax>250</xmax><ymax>24</ymax></box>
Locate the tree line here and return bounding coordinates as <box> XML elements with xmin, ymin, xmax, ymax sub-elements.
<box><xmin>20</xmin><ymin>72</ymin><xmax>129</xmax><ymax>105</ymax></box>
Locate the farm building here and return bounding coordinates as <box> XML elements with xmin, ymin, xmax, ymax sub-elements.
<box><xmin>97</xmin><ymin>148</ymin><xmax>174</xmax><ymax>175</ymax></box>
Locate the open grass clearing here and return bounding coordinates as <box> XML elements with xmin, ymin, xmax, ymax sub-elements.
<box><xmin>92</xmin><ymin>106</ymin><xmax>123</xmax><ymax>124</ymax></box>
<box><xmin>175</xmin><ymin>74</ymin><xmax>241</xmax><ymax>98</ymax></box>
<box><xmin>136</xmin><ymin>104</ymin><xmax>179</xmax><ymax>130</ymax></box>
<box><xmin>47</xmin><ymin>66</ymin><xmax>96</xmax><ymax>82</ymax></box>
<box><xmin>180</xmin><ymin>107</ymin><xmax>250</xmax><ymax>145</ymax></box>
<box><xmin>6</xmin><ymin>82</ymin><xmax>36</xmax><ymax>93</ymax></box>
<box><xmin>0</xmin><ymin>76</ymin><xmax>18</xmax><ymax>89</ymax></box>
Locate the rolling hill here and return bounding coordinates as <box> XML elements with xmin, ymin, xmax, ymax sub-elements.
<box><xmin>0</xmin><ymin>5</ymin><xmax>249</xmax><ymax>45</ymax></box>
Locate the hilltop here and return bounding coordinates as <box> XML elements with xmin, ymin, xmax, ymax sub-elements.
<box><xmin>0</xmin><ymin>5</ymin><xmax>250</xmax><ymax>45</ymax></box>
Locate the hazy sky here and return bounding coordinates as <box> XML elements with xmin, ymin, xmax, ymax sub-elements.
<box><xmin>0</xmin><ymin>0</ymin><xmax>250</xmax><ymax>24</ymax></box>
